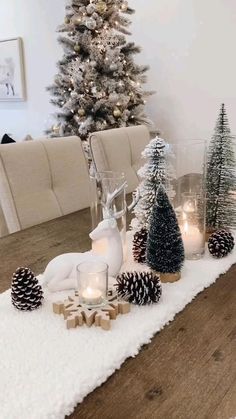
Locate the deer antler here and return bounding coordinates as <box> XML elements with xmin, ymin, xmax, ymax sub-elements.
<box><xmin>101</xmin><ymin>181</ymin><xmax>140</xmax><ymax>220</ymax></box>
<box><xmin>102</xmin><ymin>182</ymin><xmax>128</xmax><ymax>219</ymax></box>
<box><xmin>127</xmin><ymin>188</ymin><xmax>140</xmax><ymax>212</ymax></box>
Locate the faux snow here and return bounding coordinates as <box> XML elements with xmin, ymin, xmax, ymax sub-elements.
<box><xmin>0</xmin><ymin>233</ymin><xmax>235</xmax><ymax>419</ymax></box>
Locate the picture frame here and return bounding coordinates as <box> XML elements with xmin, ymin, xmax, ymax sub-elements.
<box><xmin>0</xmin><ymin>37</ymin><xmax>26</xmax><ymax>102</ymax></box>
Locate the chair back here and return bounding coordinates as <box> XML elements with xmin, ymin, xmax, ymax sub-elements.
<box><xmin>0</xmin><ymin>136</ymin><xmax>90</xmax><ymax>234</ymax></box>
<box><xmin>89</xmin><ymin>125</ymin><xmax>150</xmax><ymax>193</ymax></box>
<box><xmin>0</xmin><ymin>204</ymin><xmax>8</xmax><ymax>237</ymax></box>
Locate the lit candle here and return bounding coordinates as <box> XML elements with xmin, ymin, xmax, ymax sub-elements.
<box><xmin>181</xmin><ymin>214</ymin><xmax>203</xmax><ymax>255</ymax></box>
<box><xmin>182</xmin><ymin>201</ymin><xmax>195</xmax><ymax>213</ymax></box>
<box><xmin>81</xmin><ymin>287</ymin><xmax>102</xmax><ymax>305</ymax></box>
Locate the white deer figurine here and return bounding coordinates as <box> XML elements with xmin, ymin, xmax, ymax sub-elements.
<box><xmin>44</xmin><ymin>182</ymin><xmax>139</xmax><ymax>292</ymax></box>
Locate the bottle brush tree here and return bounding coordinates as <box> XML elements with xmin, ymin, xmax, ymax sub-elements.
<box><xmin>146</xmin><ymin>185</ymin><xmax>185</xmax><ymax>282</ymax></box>
<box><xmin>47</xmin><ymin>0</ymin><xmax>153</xmax><ymax>144</ymax></box>
<box><xmin>206</xmin><ymin>103</ymin><xmax>236</xmax><ymax>231</ymax></box>
<box><xmin>132</xmin><ymin>136</ymin><xmax>175</xmax><ymax>231</ymax></box>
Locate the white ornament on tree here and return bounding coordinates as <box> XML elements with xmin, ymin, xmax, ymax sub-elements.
<box><xmin>86</xmin><ymin>4</ymin><xmax>96</xmax><ymax>14</ymax></box>
<box><xmin>86</xmin><ymin>17</ymin><xmax>97</xmax><ymax>30</ymax></box>
<box><xmin>71</xmin><ymin>13</ymin><xmax>83</xmax><ymax>25</ymax></box>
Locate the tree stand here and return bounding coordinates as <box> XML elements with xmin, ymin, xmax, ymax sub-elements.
<box><xmin>152</xmin><ymin>271</ymin><xmax>181</xmax><ymax>283</ymax></box>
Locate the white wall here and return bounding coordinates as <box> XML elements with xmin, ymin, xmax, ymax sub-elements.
<box><xmin>0</xmin><ymin>0</ymin><xmax>236</xmax><ymax>141</ymax></box>
<box><xmin>0</xmin><ymin>0</ymin><xmax>64</xmax><ymax>140</ymax></box>
<box><xmin>132</xmin><ymin>0</ymin><xmax>236</xmax><ymax>141</ymax></box>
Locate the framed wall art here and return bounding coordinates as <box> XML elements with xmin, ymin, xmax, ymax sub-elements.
<box><xmin>0</xmin><ymin>37</ymin><xmax>26</xmax><ymax>101</ymax></box>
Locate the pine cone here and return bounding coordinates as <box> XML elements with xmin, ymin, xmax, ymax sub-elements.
<box><xmin>208</xmin><ymin>230</ymin><xmax>235</xmax><ymax>258</ymax></box>
<box><xmin>116</xmin><ymin>271</ymin><xmax>162</xmax><ymax>306</ymax></box>
<box><xmin>133</xmin><ymin>229</ymin><xmax>148</xmax><ymax>263</ymax></box>
<box><xmin>11</xmin><ymin>267</ymin><xmax>44</xmax><ymax>311</ymax></box>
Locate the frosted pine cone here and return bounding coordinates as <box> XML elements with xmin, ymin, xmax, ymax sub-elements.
<box><xmin>11</xmin><ymin>267</ymin><xmax>44</xmax><ymax>311</ymax></box>
<box><xmin>116</xmin><ymin>271</ymin><xmax>162</xmax><ymax>306</ymax></box>
<box><xmin>133</xmin><ymin>228</ymin><xmax>148</xmax><ymax>263</ymax></box>
<box><xmin>208</xmin><ymin>229</ymin><xmax>234</xmax><ymax>258</ymax></box>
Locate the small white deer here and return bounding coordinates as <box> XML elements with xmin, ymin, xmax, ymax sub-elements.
<box><xmin>44</xmin><ymin>182</ymin><xmax>139</xmax><ymax>292</ymax></box>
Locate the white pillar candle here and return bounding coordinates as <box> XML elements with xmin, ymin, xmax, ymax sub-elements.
<box><xmin>181</xmin><ymin>219</ymin><xmax>203</xmax><ymax>254</ymax></box>
<box><xmin>81</xmin><ymin>287</ymin><xmax>103</xmax><ymax>305</ymax></box>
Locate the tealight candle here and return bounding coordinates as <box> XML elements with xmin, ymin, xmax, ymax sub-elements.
<box><xmin>81</xmin><ymin>287</ymin><xmax>102</xmax><ymax>305</ymax></box>
<box><xmin>77</xmin><ymin>261</ymin><xmax>108</xmax><ymax>307</ymax></box>
<box><xmin>182</xmin><ymin>200</ymin><xmax>195</xmax><ymax>213</ymax></box>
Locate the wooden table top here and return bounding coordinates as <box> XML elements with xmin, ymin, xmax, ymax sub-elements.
<box><xmin>0</xmin><ymin>209</ymin><xmax>236</xmax><ymax>419</ymax></box>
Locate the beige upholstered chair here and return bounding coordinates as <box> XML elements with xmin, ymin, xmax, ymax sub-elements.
<box><xmin>0</xmin><ymin>137</ymin><xmax>90</xmax><ymax>234</ymax></box>
<box><xmin>89</xmin><ymin>125</ymin><xmax>150</xmax><ymax>193</ymax></box>
<box><xmin>0</xmin><ymin>205</ymin><xmax>8</xmax><ymax>237</ymax></box>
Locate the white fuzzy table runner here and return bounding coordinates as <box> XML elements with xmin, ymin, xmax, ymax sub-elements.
<box><xmin>0</xmin><ymin>235</ymin><xmax>236</xmax><ymax>419</ymax></box>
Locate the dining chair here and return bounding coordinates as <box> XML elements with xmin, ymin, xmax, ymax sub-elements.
<box><xmin>89</xmin><ymin>125</ymin><xmax>150</xmax><ymax>193</ymax></box>
<box><xmin>0</xmin><ymin>136</ymin><xmax>90</xmax><ymax>234</ymax></box>
<box><xmin>0</xmin><ymin>205</ymin><xmax>8</xmax><ymax>237</ymax></box>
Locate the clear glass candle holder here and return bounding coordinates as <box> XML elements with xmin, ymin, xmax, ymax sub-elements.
<box><xmin>179</xmin><ymin>192</ymin><xmax>205</xmax><ymax>260</ymax></box>
<box><xmin>168</xmin><ymin>140</ymin><xmax>207</xmax><ymax>206</ymax></box>
<box><xmin>77</xmin><ymin>261</ymin><xmax>108</xmax><ymax>307</ymax></box>
<box><xmin>167</xmin><ymin>140</ymin><xmax>207</xmax><ymax>259</ymax></box>
<box><xmin>90</xmin><ymin>171</ymin><xmax>127</xmax><ymax>258</ymax></box>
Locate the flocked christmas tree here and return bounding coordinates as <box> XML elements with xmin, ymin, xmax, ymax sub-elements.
<box><xmin>47</xmin><ymin>0</ymin><xmax>153</xmax><ymax>144</ymax></box>
<box><xmin>206</xmin><ymin>104</ymin><xmax>236</xmax><ymax>230</ymax></box>
<box><xmin>132</xmin><ymin>136</ymin><xmax>175</xmax><ymax>231</ymax></box>
<box><xmin>146</xmin><ymin>185</ymin><xmax>184</xmax><ymax>282</ymax></box>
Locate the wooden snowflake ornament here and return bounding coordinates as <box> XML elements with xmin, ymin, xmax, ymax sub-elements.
<box><xmin>53</xmin><ymin>291</ymin><xmax>130</xmax><ymax>331</ymax></box>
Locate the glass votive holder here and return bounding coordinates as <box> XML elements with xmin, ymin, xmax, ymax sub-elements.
<box><xmin>90</xmin><ymin>170</ymin><xmax>127</xmax><ymax>259</ymax></box>
<box><xmin>179</xmin><ymin>193</ymin><xmax>206</xmax><ymax>260</ymax></box>
<box><xmin>77</xmin><ymin>261</ymin><xmax>108</xmax><ymax>307</ymax></box>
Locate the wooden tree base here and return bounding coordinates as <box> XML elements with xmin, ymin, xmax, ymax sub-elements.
<box><xmin>53</xmin><ymin>291</ymin><xmax>130</xmax><ymax>331</ymax></box>
<box><xmin>152</xmin><ymin>271</ymin><xmax>181</xmax><ymax>283</ymax></box>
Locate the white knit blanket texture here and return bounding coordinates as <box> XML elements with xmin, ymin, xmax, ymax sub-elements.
<box><xmin>0</xmin><ymin>233</ymin><xmax>236</xmax><ymax>419</ymax></box>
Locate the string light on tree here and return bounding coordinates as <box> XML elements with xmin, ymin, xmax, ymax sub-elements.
<box><xmin>121</xmin><ymin>1</ymin><xmax>129</xmax><ymax>12</ymax></box>
<box><xmin>113</xmin><ymin>107</ymin><xmax>122</xmax><ymax>118</ymax></box>
<box><xmin>74</xmin><ymin>44</ymin><xmax>81</xmax><ymax>53</ymax></box>
<box><xmin>78</xmin><ymin>108</ymin><xmax>86</xmax><ymax>117</ymax></box>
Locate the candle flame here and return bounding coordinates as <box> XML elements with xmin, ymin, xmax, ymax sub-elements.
<box><xmin>184</xmin><ymin>221</ymin><xmax>188</xmax><ymax>234</ymax></box>
<box><xmin>182</xmin><ymin>212</ymin><xmax>188</xmax><ymax>234</ymax></box>
<box><xmin>183</xmin><ymin>200</ymin><xmax>195</xmax><ymax>213</ymax></box>
<box><xmin>86</xmin><ymin>287</ymin><xmax>93</xmax><ymax>296</ymax></box>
